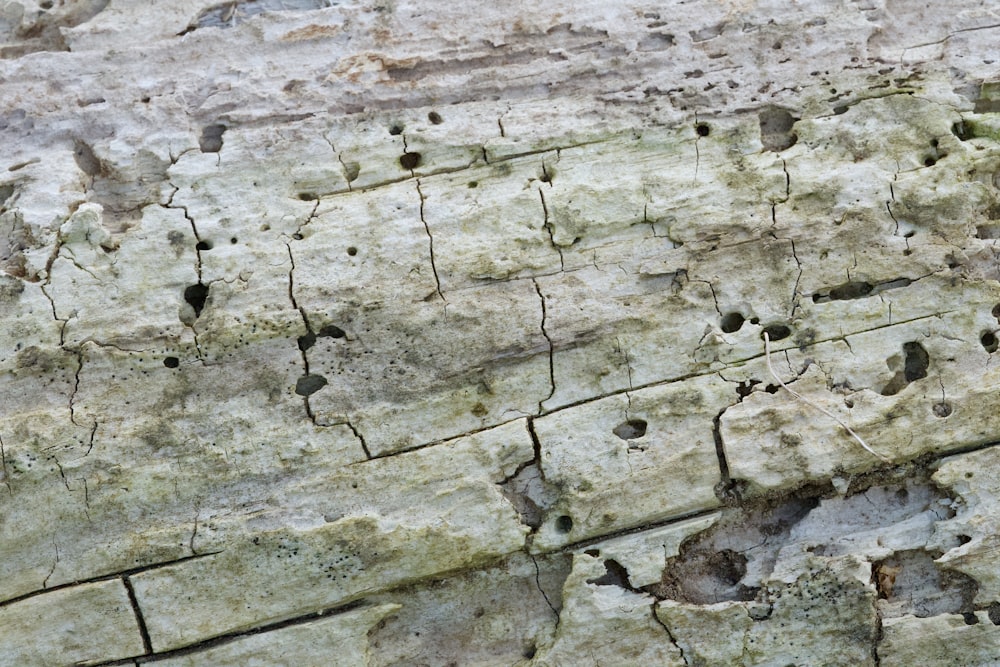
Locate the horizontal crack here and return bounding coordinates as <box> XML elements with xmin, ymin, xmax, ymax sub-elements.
<box><xmin>291</xmin><ymin>138</ymin><xmax>602</xmax><ymax>203</ymax></box>
<box><xmin>0</xmin><ymin>552</ymin><xmax>221</xmax><ymax>609</ymax></box>
<box><xmin>533</xmin><ymin>506</ymin><xmax>725</xmax><ymax>556</ymax></box>
<box><xmin>87</xmin><ymin>599</ymin><xmax>367</xmax><ymax>666</ymax></box>
<box><xmin>336</xmin><ymin>310</ymin><xmax>953</xmax><ymax>470</ymax></box>
<box><xmin>811</xmin><ymin>276</ymin><xmax>917</xmax><ymax>304</ymax></box>
<box><xmin>39</xmin><ymin>436</ymin><xmax>1000</xmax><ymax>664</ymax></box>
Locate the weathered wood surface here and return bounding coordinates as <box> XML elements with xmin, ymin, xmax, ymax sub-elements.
<box><xmin>2</xmin><ymin>0</ymin><xmax>1000</xmax><ymax>664</ymax></box>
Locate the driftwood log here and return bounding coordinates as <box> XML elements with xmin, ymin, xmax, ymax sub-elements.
<box><xmin>2</xmin><ymin>0</ymin><xmax>1000</xmax><ymax>664</ymax></box>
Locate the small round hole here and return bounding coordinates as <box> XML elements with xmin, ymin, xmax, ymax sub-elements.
<box><xmin>295</xmin><ymin>374</ymin><xmax>328</xmax><ymax>397</ymax></box>
<box><xmin>199</xmin><ymin>124</ymin><xmax>226</xmax><ymax>153</ymax></box>
<box><xmin>982</xmin><ymin>331</ymin><xmax>998</xmax><ymax>353</ymax></box>
<box><xmin>230</xmin><ymin>237</ymin><xmax>238</xmax><ymax>244</ymax></box>
<box><xmin>195</xmin><ymin>240</ymin><xmax>212</xmax><ymax>251</ymax></box>
<box><xmin>555</xmin><ymin>515</ymin><xmax>574</xmax><ymax>533</ymax></box>
<box><xmin>388</xmin><ymin>124</ymin><xmax>404</xmax><ymax>136</ymax></box>
<box><xmin>467</xmin><ymin>181</ymin><xmax>478</xmax><ymax>188</ymax></box>
<box><xmin>319</xmin><ymin>324</ymin><xmax>346</xmax><ymax>339</ymax></box>
<box><xmin>957</xmin><ymin>534</ymin><xmax>972</xmax><ymax>545</ymax></box>
<box><xmin>297</xmin><ymin>332</ymin><xmax>316</xmax><ymax>351</ymax></box>
<box><xmin>399</xmin><ymin>152</ymin><xmax>421</xmax><ymax>170</ymax></box>
<box><xmin>163</xmin><ymin>356</ymin><xmax>179</xmax><ymax>368</ymax></box>
<box><xmin>932</xmin><ymin>402</ymin><xmax>952</xmax><ymax>418</ymax></box>
<box><xmin>346</xmin><ymin>246</ymin><xmax>358</xmax><ymax>256</ymax></box>
<box><xmin>924</xmin><ymin>156</ymin><xmax>937</xmax><ymax>167</ymax></box>
<box><xmin>183</xmin><ymin>283</ymin><xmax>209</xmax><ymax>318</ymax></box>
<box><xmin>761</xmin><ymin>324</ymin><xmax>791</xmax><ymax>341</ymax></box>
<box><xmin>298</xmin><ymin>192</ymin><xmax>317</xmax><ymax>201</ymax></box>
<box><xmin>427</xmin><ymin>111</ymin><xmax>443</xmax><ymax>124</ymax></box>
<box><xmin>989</xmin><ymin>602</ymin><xmax>1000</xmax><ymax>626</ymax></box>
<box><xmin>613</xmin><ymin>419</ymin><xmax>647</xmax><ymax>440</ymax></box>
<box><xmin>720</xmin><ymin>312</ymin><xmax>745</xmax><ymax>333</ymax></box>
<box><xmin>696</xmin><ymin>123</ymin><xmax>711</xmax><ymax>137</ymax></box>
